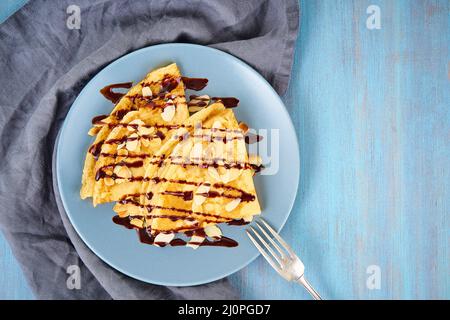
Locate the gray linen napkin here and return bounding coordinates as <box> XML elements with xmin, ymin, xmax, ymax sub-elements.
<box><xmin>0</xmin><ymin>0</ymin><xmax>299</xmax><ymax>299</ymax></box>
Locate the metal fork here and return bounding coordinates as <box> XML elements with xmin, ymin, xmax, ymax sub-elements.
<box><xmin>246</xmin><ymin>218</ymin><xmax>322</xmax><ymax>300</ymax></box>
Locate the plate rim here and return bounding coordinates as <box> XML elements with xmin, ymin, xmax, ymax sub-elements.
<box><xmin>56</xmin><ymin>43</ymin><xmax>300</xmax><ymax>286</ymax></box>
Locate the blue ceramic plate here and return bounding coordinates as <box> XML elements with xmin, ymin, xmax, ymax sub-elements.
<box><xmin>56</xmin><ymin>43</ymin><xmax>299</xmax><ymax>286</ymax></box>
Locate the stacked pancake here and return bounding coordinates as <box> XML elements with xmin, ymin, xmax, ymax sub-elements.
<box><xmin>81</xmin><ymin>64</ymin><xmax>262</xmax><ymax>248</ymax></box>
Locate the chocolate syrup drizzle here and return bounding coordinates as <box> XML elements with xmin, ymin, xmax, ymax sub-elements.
<box><xmin>103</xmin><ymin>131</ymin><xmax>165</xmax><ymax>145</ymax></box>
<box><xmin>91</xmin><ymin>115</ymin><xmax>108</xmax><ymax>124</ymax></box>
<box><xmin>118</xmin><ymin>198</ymin><xmax>233</xmax><ymax>222</ymax></box>
<box><xmin>181</xmin><ymin>77</ymin><xmax>208</xmax><ymax>91</ymax></box>
<box><xmin>92</xmin><ymin>76</ymin><xmax>258</xmax><ymax>248</ymax></box>
<box><xmin>111</xmin><ymin>172</ymin><xmax>255</xmax><ymax>248</ymax></box>
<box><xmin>188</xmin><ymin>95</ymin><xmax>239</xmax><ymax>108</ymax></box>
<box><xmin>100</xmin><ymin>82</ymin><xmax>133</xmax><ymax>104</ymax></box>
<box><xmin>88</xmin><ymin>140</ymin><xmax>104</xmax><ymax>160</ymax></box>
<box><xmin>145</xmin><ymin>156</ymin><xmax>262</xmax><ymax>172</ymax></box>
<box><xmin>161</xmin><ymin>190</ymin><xmax>194</xmax><ymax>201</ymax></box>
<box><xmin>98</xmin><ymin>75</ymin><xmax>184</xmax><ymax>122</ymax></box>
<box><xmin>188</xmin><ymin>95</ymin><xmax>209</xmax><ymax>107</ymax></box>
<box><xmin>94</xmin><ymin>151</ymin><xmax>263</xmax><ymax>181</ymax></box>
<box><xmin>112</xmin><ymin>216</ymin><xmax>238</xmax><ymax>248</ymax></box>
<box><xmin>211</xmin><ymin>97</ymin><xmax>240</xmax><ymax>108</ymax></box>
<box><xmin>92</xmin><ymin>121</ymin><xmax>245</xmax><ymax>135</ymax></box>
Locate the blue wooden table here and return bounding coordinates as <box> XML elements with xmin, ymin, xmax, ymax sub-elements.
<box><xmin>0</xmin><ymin>0</ymin><xmax>448</xmax><ymax>299</ymax></box>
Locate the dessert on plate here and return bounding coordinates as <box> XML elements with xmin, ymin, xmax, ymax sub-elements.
<box><xmin>81</xmin><ymin>63</ymin><xmax>263</xmax><ymax>248</ymax></box>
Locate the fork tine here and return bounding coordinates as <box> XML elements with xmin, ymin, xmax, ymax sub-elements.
<box><xmin>259</xmin><ymin>218</ymin><xmax>296</xmax><ymax>257</ymax></box>
<box><xmin>246</xmin><ymin>230</ymin><xmax>283</xmax><ymax>274</ymax></box>
<box><xmin>255</xmin><ymin>221</ymin><xmax>286</xmax><ymax>258</ymax></box>
<box><xmin>248</xmin><ymin>226</ymin><xmax>283</xmax><ymax>266</ymax></box>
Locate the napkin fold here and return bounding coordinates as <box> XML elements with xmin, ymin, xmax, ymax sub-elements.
<box><xmin>0</xmin><ymin>0</ymin><xmax>299</xmax><ymax>299</ymax></box>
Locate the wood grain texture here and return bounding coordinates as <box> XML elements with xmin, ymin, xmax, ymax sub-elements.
<box><xmin>0</xmin><ymin>232</ymin><xmax>34</xmax><ymax>299</ymax></box>
<box><xmin>0</xmin><ymin>0</ymin><xmax>448</xmax><ymax>299</ymax></box>
<box><xmin>230</xmin><ymin>0</ymin><xmax>449</xmax><ymax>299</ymax></box>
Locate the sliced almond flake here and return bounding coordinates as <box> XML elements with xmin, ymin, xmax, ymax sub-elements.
<box><xmin>110</xmin><ymin>126</ymin><xmax>122</xmax><ymax>136</ymax></box>
<box><xmin>190</xmin><ymin>94</ymin><xmax>210</xmax><ymax>105</ymax></box>
<box><xmin>243</xmin><ymin>214</ymin><xmax>255</xmax><ymax>222</ymax></box>
<box><xmin>207</xmin><ymin>167</ymin><xmax>221</xmax><ymax>181</ymax></box>
<box><xmin>130</xmin><ymin>219</ymin><xmax>144</xmax><ymax>228</ymax></box>
<box><xmin>104</xmin><ymin>177</ymin><xmax>115</xmax><ymax>186</ymax></box>
<box><xmin>117</xmin><ymin>142</ymin><xmax>126</xmax><ymax>150</ymax></box>
<box><xmin>126</xmin><ymin>140</ymin><xmax>139</xmax><ymax>151</ymax></box>
<box><xmin>129</xmin><ymin>119</ymin><xmax>145</xmax><ymax>126</ymax></box>
<box><xmin>193</xmin><ymin>184</ymin><xmax>210</xmax><ymax>206</ymax></box>
<box><xmin>161</xmin><ymin>104</ymin><xmax>176</xmax><ymax>122</ymax></box>
<box><xmin>142</xmin><ymin>86</ymin><xmax>153</xmax><ymax>97</ymax></box>
<box><xmin>188</xmin><ymin>95</ymin><xmax>210</xmax><ymax>108</ymax></box>
<box><xmin>153</xmin><ymin>233</ymin><xmax>175</xmax><ymax>247</ymax></box>
<box><xmin>204</xmin><ymin>225</ymin><xmax>222</xmax><ymax>238</ymax></box>
<box><xmin>225</xmin><ymin>198</ymin><xmax>241</xmax><ymax>212</ymax></box>
<box><xmin>190</xmin><ymin>143</ymin><xmax>203</xmax><ymax>161</ymax></box>
<box><xmin>113</xmin><ymin>166</ymin><xmax>122</xmax><ymax>176</ymax></box>
<box><xmin>127</xmin><ymin>119</ymin><xmax>145</xmax><ymax>132</ymax></box>
<box><xmin>114</xmin><ymin>166</ymin><xmax>132</xmax><ymax>179</ymax></box>
<box><xmin>126</xmin><ymin>133</ymin><xmax>140</xmax><ymax>151</ymax></box>
<box><xmin>220</xmin><ymin>170</ymin><xmax>231</xmax><ymax>183</ymax></box>
<box><xmin>186</xmin><ymin>235</ymin><xmax>205</xmax><ymax>250</ymax></box>
<box><xmin>138</xmin><ymin>126</ymin><xmax>155</xmax><ymax>136</ymax></box>
<box><xmin>117</xmin><ymin>149</ymin><xmax>128</xmax><ymax>156</ymax></box>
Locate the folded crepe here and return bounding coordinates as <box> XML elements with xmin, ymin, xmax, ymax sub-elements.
<box><xmin>80</xmin><ymin>63</ymin><xmax>189</xmax><ymax>206</ymax></box>
<box><xmin>113</xmin><ymin>103</ymin><xmax>262</xmax><ymax>247</ymax></box>
<box><xmin>80</xmin><ymin>64</ymin><xmax>262</xmax><ymax>248</ymax></box>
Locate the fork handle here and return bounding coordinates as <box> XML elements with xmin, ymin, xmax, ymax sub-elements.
<box><xmin>296</xmin><ymin>276</ymin><xmax>323</xmax><ymax>300</ymax></box>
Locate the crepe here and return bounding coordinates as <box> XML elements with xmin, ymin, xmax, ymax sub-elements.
<box><xmin>80</xmin><ymin>63</ymin><xmax>262</xmax><ymax>248</ymax></box>
<box><xmin>113</xmin><ymin>103</ymin><xmax>262</xmax><ymax>246</ymax></box>
<box><xmin>80</xmin><ymin>63</ymin><xmax>189</xmax><ymax>206</ymax></box>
